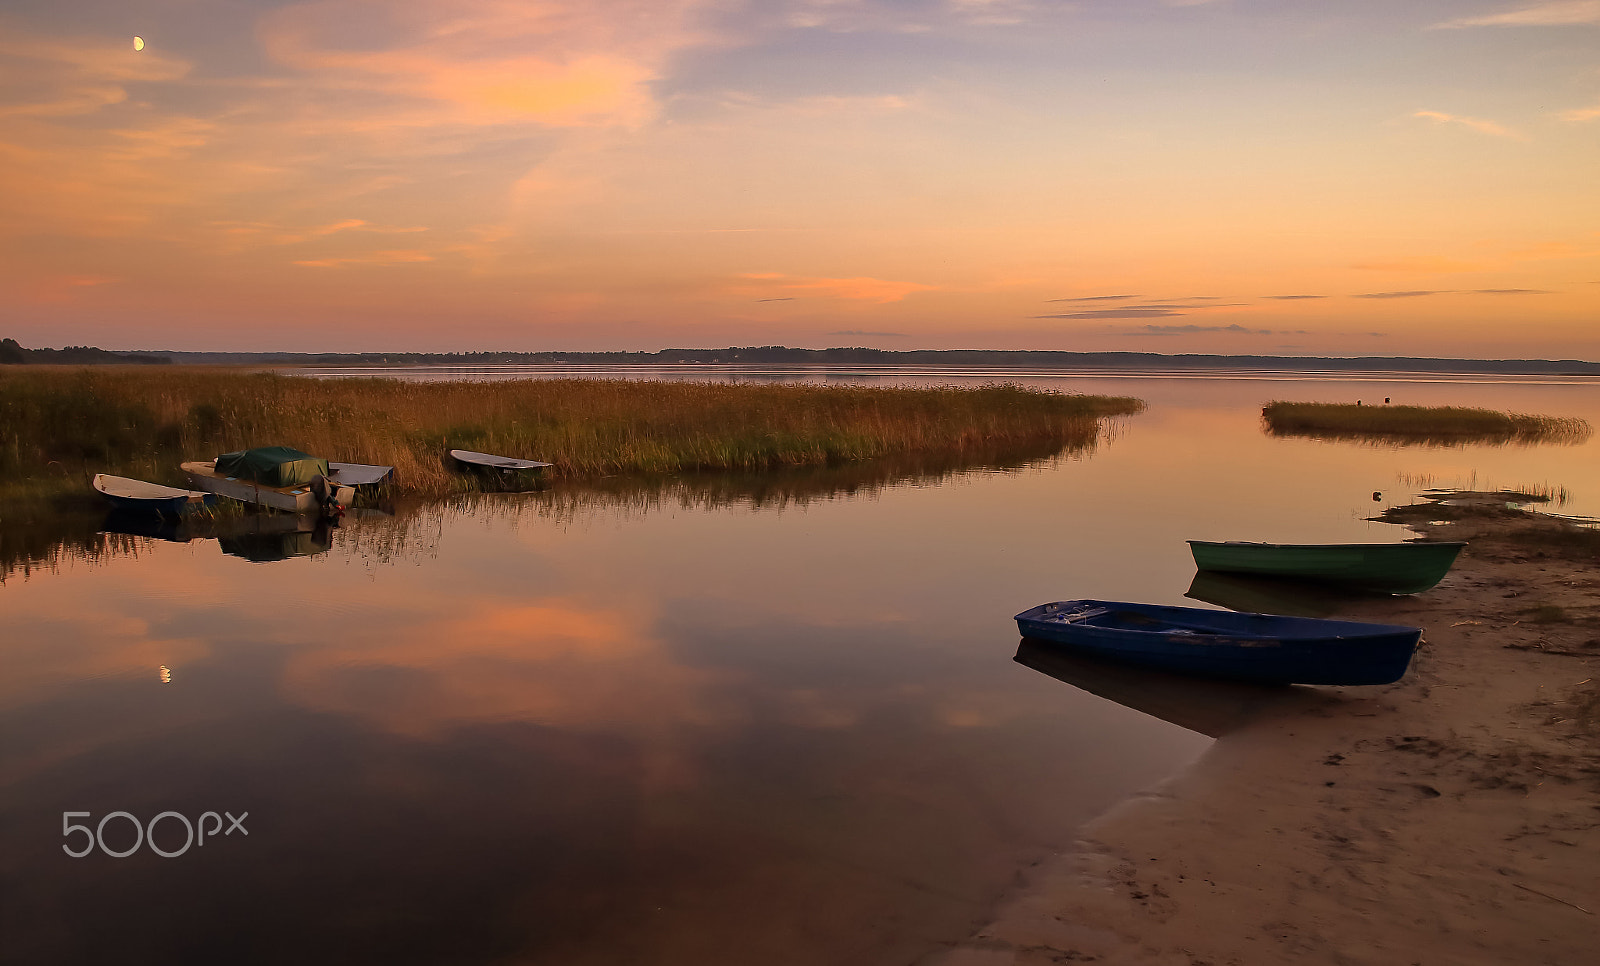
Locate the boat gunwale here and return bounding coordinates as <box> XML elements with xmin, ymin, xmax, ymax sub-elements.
<box><xmin>448</xmin><ymin>449</ymin><xmax>553</xmax><ymax>470</ymax></box>
<box><xmin>1014</xmin><ymin>600</ymin><xmax>1422</xmax><ymax>639</ymax></box>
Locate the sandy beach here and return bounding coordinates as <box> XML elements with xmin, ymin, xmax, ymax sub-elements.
<box><xmin>928</xmin><ymin>500</ymin><xmax>1600</xmax><ymax>966</ymax></box>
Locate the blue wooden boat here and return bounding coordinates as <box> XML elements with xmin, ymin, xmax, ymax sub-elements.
<box><xmin>93</xmin><ymin>474</ymin><xmax>215</xmax><ymax>517</ymax></box>
<box><xmin>1014</xmin><ymin>599</ymin><xmax>1421</xmax><ymax>685</ymax></box>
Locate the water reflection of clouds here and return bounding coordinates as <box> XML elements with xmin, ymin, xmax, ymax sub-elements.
<box><xmin>0</xmin><ymin>606</ymin><xmax>212</xmax><ymax>708</ymax></box>
<box><xmin>0</xmin><ymin>544</ymin><xmax>229</xmax><ymax>707</ymax></box>
<box><xmin>281</xmin><ymin>597</ymin><xmax>744</xmax><ymax>744</ymax></box>
<box><xmin>0</xmin><ymin>436</ymin><xmax>1223</xmax><ymax>963</ymax></box>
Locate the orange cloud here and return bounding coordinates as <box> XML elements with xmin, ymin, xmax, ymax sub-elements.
<box><xmin>1351</xmin><ymin>255</ymin><xmax>1489</xmax><ymax>273</ymax></box>
<box><xmin>735</xmin><ymin>272</ymin><xmax>937</xmax><ymax>303</ymax></box>
<box><xmin>1508</xmin><ymin>239</ymin><xmax>1600</xmax><ymax>261</ymax></box>
<box><xmin>293</xmin><ymin>249</ymin><xmax>437</xmax><ymax>267</ymax></box>
<box><xmin>104</xmin><ymin>117</ymin><xmax>215</xmax><ymax>162</ymax></box>
<box><xmin>14</xmin><ymin>274</ymin><xmax>124</xmax><ymax>304</ymax></box>
<box><xmin>313</xmin><ymin>218</ymin><xmax>369</xmax><ymax>235</ymax></box>
<box><xmin>1412</xmin><ymin>110</ymin><xmax>1518</xmax><ymax>138</ymax></box>
<box><xmin>1434</xmin><ymin>1</ymin><xmax>1600</xmax><ymax>28</ymax></box>
<box><xmin>0</xmin><ymin>34</ymin><xmax>190</xmax><ymax>118</ymax></box>
<box><xmin>256</xmin><ymin>0</ymin><xmax>716</xmax><ymax>128</ymax></box>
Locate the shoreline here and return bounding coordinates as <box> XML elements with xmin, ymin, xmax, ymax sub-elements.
<box><xmin>928</xmin><ymin>502</ymin><xmax>1599</xmax><ymax>965</ymax></box>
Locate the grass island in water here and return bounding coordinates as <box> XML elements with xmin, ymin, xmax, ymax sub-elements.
<box><xmin>0</xmin><ymin>367</ymin><xmax>1143</xmax><ymax>503</ymax></box>
<box><xmin>1262</xmin><ymin>401</ymin><xmax>1592</xmax><ymax>446</ymax></box>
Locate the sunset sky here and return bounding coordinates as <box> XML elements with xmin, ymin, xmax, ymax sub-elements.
<box><xmin>1</xmin><ymin>1</ymin><xmax>1596</xmax><ymax>356</ymax></box>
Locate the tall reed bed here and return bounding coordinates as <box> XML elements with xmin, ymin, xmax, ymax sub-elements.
<box><xmin>1262</xmin><ymin>401</ymin><xmax>1591</xmax><ymax>446</ymax></box>
<box><xmin>0</xmin><ymin>366</ymin><xmax>1142</xmax><ymax>498</ymax></box>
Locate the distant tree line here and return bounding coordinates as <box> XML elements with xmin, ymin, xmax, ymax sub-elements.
<box><xmin>157</xmin><ymin>345</ymin><xmax>1600</xmax><ymax>374</ymax></box>
<box><xmin>6</xmin><ymin>339</ymin><xmax>1597</xmax><ymax>374</ymax></box>
<box><xmin>0</xmin><ymin>338</ymin><xmax>170</xmax><ymax>365</ymax></box>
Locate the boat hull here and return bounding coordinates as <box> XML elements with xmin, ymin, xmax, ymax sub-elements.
<box><xmin>1015</xmin><ymin>599</ymin><xmax>1421</xmax><ymax>686</ymax></box>
<box><xmin>327</xmin><ymin>462</ymin><xmax>396</xmax><ymax>488</ymax></box>
<box><xmin>92</xmin><ymin>474</ymin><xmax>215</xmax><ymax>517</ymax></box>
<box><xmin>181</xmin><ymin>461</ymin><xmax>353</xmax><ymax>513</ymax></box>
<box><xmin>448</xmin><ymin>449</ymin><xmax>551</xmax><ymax>490</ymax></box>
<box><xmin>448</xmin><ymin>449</ymin><xmax>552</xmax><ymax>473</ymax></box>
<box><xmin>1188</xmin><ymin>540</ymin><xmax>1466</xmax><ymax>594</ymax></box>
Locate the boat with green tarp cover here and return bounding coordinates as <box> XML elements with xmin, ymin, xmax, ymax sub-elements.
<box><xmin>214</xmin><ymin>446</ymin><xmax>328</xmax><ymax>486</ymax></box>
<box><xmin>182</xmin><ymin>446</ymin><xmax>353</xmax><ymax>514</ymax></box>
<box><xmin>1187</xmin><ymin>540</ymin><xmax>1466</xmax><ymax>595</ymax></box>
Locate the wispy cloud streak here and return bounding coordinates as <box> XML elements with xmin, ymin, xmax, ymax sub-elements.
<box><xmin>1413</xmin><ymin>110</ymin><xmax>1517</xmax><ymax>138</ymax></box>
<box><xmin>1126</xmin><ymin>324</ymin><xmax>1297</xmax><ymax>336</ymax></box>
<box><xmin>1434</xmin><ymin>1</ymin><xmax>1600</xmax><ymax>28</ymax></box>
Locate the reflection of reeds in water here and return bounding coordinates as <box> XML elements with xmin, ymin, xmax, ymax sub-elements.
<box><xmin>556</xmin><ymin>434</ymin><xmax>1094</xmax><ymax>513</ymax></box>
<box><xmin>1264</xmin><ymin>402</ymin><xmax>1592</xmax><ymax>446</ymax></box>
<box><xmin>3</xmin><ymin>434</ymin><xmax>1106</xmax><ymax>578</ymax></box>
<box><xmin>0</xmin><ymin>505</ymin><xmax>150</xmax><ymax>583</ymax></box>
<box><xmin>0</xmin><ymin>367</ymin><xmax>1142</xmax><ymax>499</ymax></box>
<box><xmin>328</xmin><ymin>435</ymin><xmax>1109</xmax><ymax>552</ymax></box>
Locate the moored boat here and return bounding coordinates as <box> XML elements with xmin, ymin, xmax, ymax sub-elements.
<box><xmin>1014</xmin><ymin>599</ymin><xmax>1422</xmax><ymax>686</ymax></box>
<box><xmin>92</xmin><ymin>474</ymin><xmax>215</xmax><ymax>517</ymax></box>
<box><xmin>182</xmin><ymin>446</ymin><xmax>353</xmax><ymax>514</ymax></box>
<box><xmin>448</xmin><ymin>449</ymin><xmax>552</xmax><ymax>489</ymax></box>
<box><xmin>328</xmin><ymin>462</ymin><xmax>396</xmax><ymax>488</ymax></box>
<box><xmin>1187</xmin><ymin>540</ymin><xmax>1466</xmax><ymax>594</ymax></box>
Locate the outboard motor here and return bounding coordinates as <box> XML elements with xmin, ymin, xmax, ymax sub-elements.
<box><xmin>309</xmin><ymin>474</ymin><xmax>345</xmax><ymax>521</ymax></box>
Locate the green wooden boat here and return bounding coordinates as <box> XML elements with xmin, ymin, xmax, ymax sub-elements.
<box><xmin>1187</xmin><ymin>540</ymin><xmax>1466</xmax><ymax>595</ymax></box>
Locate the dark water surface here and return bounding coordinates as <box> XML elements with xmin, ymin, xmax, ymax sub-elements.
<box><xmin>4</xmin><ymin>372</ymin><xmax>1598</xmax><ymax>964</ymax></box>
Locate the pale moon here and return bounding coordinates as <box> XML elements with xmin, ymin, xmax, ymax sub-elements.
<box><xmin>133</xmin><ymin>36</ymin><xmax>145</xmax><ymax>51</ymax></box>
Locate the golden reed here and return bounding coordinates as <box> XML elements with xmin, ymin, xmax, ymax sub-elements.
<box><xmin>1</xmin><ymin>367</ymin><xmax>1143</xmax><ymax>498</ymax></box>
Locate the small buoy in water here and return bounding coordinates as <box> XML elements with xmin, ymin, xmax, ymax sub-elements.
<box><xmin>1372</xmin><ymin>491</ymin><xmax>1382</xmax><ymax>502</ymax></box>
<box><xmin>1384</xmin><ymin>397</ymin><xmax>1391</xmax><ymax>404</ymax></box>
<box><xmin>1356</xmin><ymin>399</ymin><xmax>1362</xmax><ymax>406</ymax></box>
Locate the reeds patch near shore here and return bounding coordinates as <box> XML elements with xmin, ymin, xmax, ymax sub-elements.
<box><xmin>1263</xmin><ymin>401</ymin><xmax>1592</xmax><ymax>446</ymax></box>
<box><xmin>0</xmin><ymin>367</ymin><xmax>1142</xmax><ymax>501</ymax></box>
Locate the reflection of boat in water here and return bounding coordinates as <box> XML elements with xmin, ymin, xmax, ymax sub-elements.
<box><xmin>100</xmin><ymin>508</ymin><xmax>189</xmax><ymax>543</ymax></box>
<box><xmin>92</xmin><ymin>474</ymin><xmax>215</xmax><ymax>518</ymax></box>
<box><xmin>1187</xmin><ymin>540</ymin><xmax>1466</xmax><ymax>595</ymax></box>
<box><xmin>218</xmin><ymin>522</ymin><xmax>333</xmax><ymax>562</ymax></box>
<box><xmin>1014</xmin><ymin>638</ymin><xmax>1319</xmax><ymax>738</ymax></box>
<box><xmin>1014</xmin><ymin>599</ymin><xmax>1421</xmax><ymax>686</ymax></box>
<box><xmin>1184</xmin><ymin>570</ymin><xmax>1387</xmax><ymax>619</ymax></box>
<box><xmin>100</xmin><ymin>509</ymin><xmax>334</xmax><ymax>561</ymax></box>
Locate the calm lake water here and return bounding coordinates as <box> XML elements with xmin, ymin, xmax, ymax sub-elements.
<box><xmin>4</xmin><ymin>369</ymin><xmax>1598</xmax><ymax>964</ymax></box>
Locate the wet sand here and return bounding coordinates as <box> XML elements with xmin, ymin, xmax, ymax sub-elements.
<box><xmin>928</xmin><ymin>502</ymin><xmax>1600</xmax><ymax>965</ymax></box>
